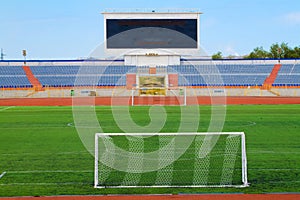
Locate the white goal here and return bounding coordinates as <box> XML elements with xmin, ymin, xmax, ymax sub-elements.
<box><xmin>94</xmin><ymin>132</ymin><xmax>248</xmax><ymax>188</ymax></box>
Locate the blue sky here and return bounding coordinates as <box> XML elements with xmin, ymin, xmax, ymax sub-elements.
<box><xmin>1</xmin><ymin>0</ymin><xmax>300</xmax><ymax>59</ymax></box>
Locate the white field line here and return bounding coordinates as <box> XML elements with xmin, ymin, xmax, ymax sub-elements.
<box><xmin>0</xmin><ymin>122</ymin><xmax>76</xmax><ymax>129</ymax></box>
<box><xmin>1</xmin><ymin>169</ymin><xmax>300</xmax><ymax>186</ymax></box>
<box><xmin>2</xmin><ymin>180</ymin><xmax>300</xmax><ymax>186</ymax></box>
<box><xmin>0</xmin><ymin>126</ymin><xmax>71</xmax><ymax>129</ymax></box>
<box><xmin>5</xmin><ymin>168</ymin><xmax>300</xmax><ymax>175</ymax></box>
<box><xmin>0</xmin><ymin>182</ymin><xmax>91</xmax><ymax>186</ymax></box>
<box><xmin>248</xmin><ymin>168</ymin><xmax>300</xmax><ymax>171</ymax></box>
<box><xmin>247</xmin><ymin>151</ymin><xmax>300</xmax><ymax>154</ymax></box>
<box><xmin>0</xmin><ymin>172</ymin><xmax>6</xmax><ymax>179</ymax></box>
<box><xmin>1</xmin><ymin>150</ymin><xmax>300</xmax><ymax>157</ymax></box>
<box><xmin>0</xmin><ymin>106</ymin><xmax>15</xmax><ymax>112</ymax></box>
<box><xmin>1</xmin><ymin>151</ymin><xmax>89</xmax><ymax>156</ymax></box>
<box><xmin>8</xmin><ymin>170</ymin><xmax>93</xmax><ymax>174</ymax></box>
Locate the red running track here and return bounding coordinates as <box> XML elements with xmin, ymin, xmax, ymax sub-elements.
<box><xmin>1</xmin><ymin>96</ymin><xmax>300</xmax><ymax>106</ymax></box>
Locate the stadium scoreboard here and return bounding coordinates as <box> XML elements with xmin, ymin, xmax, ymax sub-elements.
<box><xmin>106</xmin><ymin>19</ymin><xmax>198</xmax><ymax>49</ymax></box>
<box><xmin>102</xmin><ymin>11</ymin><xmax>202</xmax><ymax>65</ymax></box>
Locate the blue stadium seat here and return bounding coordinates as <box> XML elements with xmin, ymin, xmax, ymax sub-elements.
<box><xmin>0</xmin><ymin>66</ymin><xmax>33</xmax><ymax>88</ymax></box>
<box><xmin>169</xmin><ymin>64</ymin><xmax>273</xmax><ymax>86</ymax></box>
<box><xmin>3</xmin><ymin>63</ymin><xmax>299</xmax><ymax>88</ymax></box>
<box><xmin>273</xmin><ymin>64</ymin><xmax>300</xmax><ymax>86</ymax></box>
<box><xmin>30</xmin><ymin>65</ymin><xmax>137</xmax><ymax>87</ymax></box>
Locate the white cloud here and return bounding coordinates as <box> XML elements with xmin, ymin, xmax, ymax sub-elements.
<box><xmin>282</xmin><ymin>12</ymin><xmax>300</xmax><ymax>25</ymax></box>
<box><xmin>224</xmin><ymin>45</ymin><xmax>240</xmax><ymax>57</ymax></box>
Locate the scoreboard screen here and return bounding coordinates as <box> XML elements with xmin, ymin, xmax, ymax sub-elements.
<box><xmin>106</xmin><ymin>19</ymin><xmax>198</xmax><ymax>49</ymax></box>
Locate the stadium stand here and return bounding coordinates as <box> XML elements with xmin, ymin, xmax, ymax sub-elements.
<box><xmin>30</xmin><ymin>66</ymin><xmax>80</xmax><ymax>75</ymax></box>
<box><xmin>0</xmin><ymin>76</ymin><xmax>32</xmax><ymax>88</ymax></box>
<box><xmin>0</xmin><ymin>66</ymin><xmax>32</xmax><ymax>88</ymax></box>
<box><xmin>168</xmin><ymin>64</ymin><xmax>274</xmax><ymax>86</ymax></box>
<box><xmin>0</xmin><ymin>66</ymin><xmax>27</xmax><ymax>75</ymax></box>
<box><xmin>29</xmin><ymin>65</ymin><xmax>136</xmax><ymax>87</ymax></box>
<box><xmin>1</xmin><ymin>63</ymin><xmax>300</xmax><ymax>89</ymax></box>
<box><xmin>273</xmin><ymin>64</ymin><xmax>300</xmax><ymax>86</ymax></box>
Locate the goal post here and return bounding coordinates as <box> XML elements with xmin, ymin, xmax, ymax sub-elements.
<box><xmin>94</xmin><ymin>132</ymin><xmax>249</xmax><ymax>188</ymax></box>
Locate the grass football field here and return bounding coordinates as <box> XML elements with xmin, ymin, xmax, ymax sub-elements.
<box><xmin>0</xmin><ymin>105</ymin><xmax>300</xmax><ymax>196</ymax></box>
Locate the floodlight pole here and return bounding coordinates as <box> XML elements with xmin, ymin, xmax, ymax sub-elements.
<box><xmin>1</xmin><ymin>48</ymin><xmax>5</xmax><ymax>60</ymax></box>
<box><xmin>277</xmin><ymin>48</ymin><xmax>281</xmax><ymax>64</ymax></box>
<box><xmin>22</xmin><ymin>49</ymin><xmax>27</xmax><ymax>65</ymax></box>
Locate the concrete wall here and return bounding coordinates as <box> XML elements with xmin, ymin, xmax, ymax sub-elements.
<box><xmin>124</xmin><ymin>54</ymin><xmax>180</xmax><ymax>66</ymax></box>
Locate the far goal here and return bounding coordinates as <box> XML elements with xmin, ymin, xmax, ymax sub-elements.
<box><xmin>131</xmin><ymin>87</ymin><xmax>187</xmax><ymax>106</ymax></box>
<box><xmin>94</xmin><ymin>132</ymin><xmax>249</xmax><ymax>188</ymax></box>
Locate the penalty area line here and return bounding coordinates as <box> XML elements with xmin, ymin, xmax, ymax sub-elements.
<box><xmin>0</xmin><ymin>106</ymin><xmax>15</xmax><ymax>112</ymax></box>
<box><xmin>0</xmin><ymin>182</ymin><xmax>91</xmax><ymax>186</ymax></box>
<box><xmin>0</xmin><ymin>172</ymin><xmax>7</xmax><ymax>179</ymax></box>
<box><xmin>8</xmin><ymin>170</ymin><xmax>93</xmax><ymax>174</ymax></box>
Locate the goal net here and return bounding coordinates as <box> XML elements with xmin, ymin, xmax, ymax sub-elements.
<box><xmin>94</xmin><ymin>132</ymin><xmax>248</xmax><ymax>188</ymax></box>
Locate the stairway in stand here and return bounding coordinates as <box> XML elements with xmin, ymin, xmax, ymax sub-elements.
<box><xmin>22</xmin><ymin>66</ymin><xmax>44</xmax><ymax>91</ymax></box>
<box><xmin>262</xmin><ymin>64</ymin><xmax>282</xmax><ymax>90</ymax></box>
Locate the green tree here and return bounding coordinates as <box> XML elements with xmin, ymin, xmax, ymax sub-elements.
<box><xmin>269</xmin><ymin>43</ymin><xmax>280</xmax><ymax>58</ymax></box>
<box><xmin>291</xmin><ymin>46</ymin><xmax>300</xmax><ymax>58</ymax></box>
<box><xmin>212</xmin><ymin>51</ymin><xmax>222</xmax><ymax>59</ymax></box>
<box><xmin>213</xmin><ymin>43</ymin><xmax>300</xmax><ymax>60</ymax></box>
<box><xmin>280</xmin><ymin>42</ymin><xmax>292</xmax><ymax>58</ymax></box>
<box><xmin>269</xmin><ymin>42</ymin><xmax>294</xmax><ymax>59</ymax></box>
<box><xmin>246</xmin><ymin>46</ymin><xmax>269</xmax><ymax>59</ymax></box>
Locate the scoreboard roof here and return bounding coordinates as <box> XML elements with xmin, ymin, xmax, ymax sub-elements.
<box><xmin>102</xmin><ymin>8</ymin><xmax>202</xmax><ymax>14</ymax></box>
